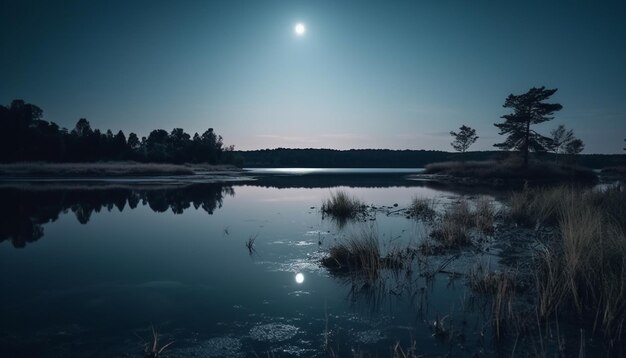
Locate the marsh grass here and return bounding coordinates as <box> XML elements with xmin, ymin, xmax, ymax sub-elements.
<box><xmin>321</xmin><ymin>190</ymin><xmax>366</xmax><ymax>222</ymax></box>
<box><xmin>474</xmin><ymin>196</ymin><xmax>496</xmax><ymax>234</ymax></box>
<box><xmin>430</xmin><ymin>199</ymin><xmax>472</xmax><ymax>247</ymax></box>
<box><xmin>409</xmin><ymin>196</ymin><xmax>437</xmax><ymax>221</ymax></box>
<box><xmin>322</xmin><ymin>229</ymin><xmax>381</xmax><ymax>281</ymax></box>
<box><xmin>469</xmin><ymin>263</ymin><xmax>517</xmax><ymax>338</ymax></box>
<box><xmin>509</xmin><ymin>185</ymin><xmax>569</xmax><ymax>226</ymax></box>
<box><xmin>429</xmin><ymin>198</ymin><xmax>496</xmax><ymax>248</ymax></box>
<box><xmin>321</xmin><ymin>227</ymin><xmax>405</xmax><ymax>283</ymax></box>
<box><xmin>529</xmin><ymin>186</ymin><xmax>626</xmax><ymax>346</ymax></box>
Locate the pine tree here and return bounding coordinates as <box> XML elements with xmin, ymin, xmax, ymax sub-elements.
<box><xmin>494</xmin><ymin>86</ymin><xmax>562</xmax><ymax>168</ymax></box>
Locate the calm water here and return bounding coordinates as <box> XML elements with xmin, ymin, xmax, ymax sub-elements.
<box><xmin>0</xmin><ymin>173</ymin><xmax>506</xmax><ymax>357</ymax></box>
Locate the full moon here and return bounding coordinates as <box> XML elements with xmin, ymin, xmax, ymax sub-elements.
<box><xmin>294</xmin><ymin>23</ymin><xmax>306</xmax><ymax>36</ymax></box>
<box><xmin>295</xmin><ymin>273</ymin><xmax>304</xmax><ymax>284</ymax></box>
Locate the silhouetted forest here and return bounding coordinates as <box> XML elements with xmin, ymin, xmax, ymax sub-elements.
<box><xmin>237</xmin><ymin>148</ymin><xmax>625</xmax><ymax>169</ymax></box>
<box><xmin>0</xmin><ymin>100</ymin><xmax>239</xmax><ymax>164</ymax></box>
<box><xmin>0</xmin><ymin>183</ymin><xmax>234</xmax><ymax>248</ymax></box>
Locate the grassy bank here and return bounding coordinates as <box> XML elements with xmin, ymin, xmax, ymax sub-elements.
<box><xmin>318</xmin><ymin>185</ymin><xmax>624</xmax><ymax>353</ymax></box>
<box><xmin>424</xmin><ymin>159</ymin><xmax>597</xmax><ymax>186</ymax></box>
<box><xmin>0</xmin><ymin>162</ymin><xmax>242</xmax><ymax>177</ymax></box>
<box><xmin>510</xmin><ymin>185</ymin><xmax>625</xmax><ymax>345</ymax></box>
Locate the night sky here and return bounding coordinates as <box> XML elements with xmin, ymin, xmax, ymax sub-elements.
<box><xmin>1</xmin><ymin>0</ymin><xmax>625</xmax><ymax>153</ymax></box>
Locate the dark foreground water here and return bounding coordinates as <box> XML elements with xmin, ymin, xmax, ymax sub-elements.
<box><xmin>0</xmin><ymin>171</ymin><xmax>512</xmax><ymax>357</ymax></box>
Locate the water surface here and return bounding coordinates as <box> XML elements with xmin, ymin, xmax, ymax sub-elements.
<box><xmin>0</xmin><ymin>173</ymin><xmax>505</xmax><ymax>357</ymax></box>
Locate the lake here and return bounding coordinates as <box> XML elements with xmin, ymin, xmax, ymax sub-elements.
<box><xmin>0</xmin><ymin>170</ymin><xmax>514</xmax><ymax>357</ymax></box>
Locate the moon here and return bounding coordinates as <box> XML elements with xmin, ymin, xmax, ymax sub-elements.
<box><xmin>295</xmin><ymin>273</ymin><xmax>304</xmax><ymax>284</ymax></box>
<box><xmin>294</xmin><ymin>23</ymin><xmax>306</xmax><ymax>36</ymax></box>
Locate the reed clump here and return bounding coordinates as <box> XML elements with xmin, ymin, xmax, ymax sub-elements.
<box><xmin>533</xmin><ymin>186</ymin><xmax>626</xmax><ymax>345</ymax></box>
<box><xmin>322</xmin><ymin>229</ymin><xmax>380</xmax><ymax>279</ymax></box>
<box><xmin>508</xmin><ymin>185</ymin><xmax>570</xmax><ymax>226</ymax></box>
<box><xmin>429</xmin><ymin>198</ymin><xmax>495</xmax><ymax>248</ymax></box>
<box><xmin>409</xmin><ymin>196</ymin><xmax>437</xmax><ymax>221</ymax></box>
<box><xmin>469</xmin><ymin>263</ymin><xmax>517</xmax><ymax>338</ymax></box>
<box><xmin>474</xmin><ymin>196</ymin><xmax>496</xmax><ymax>234</ymax></box>
<box><xmin>321</xmin><ymin>190</ymin><xmax>366</xmax><ymax>220</ymax></box>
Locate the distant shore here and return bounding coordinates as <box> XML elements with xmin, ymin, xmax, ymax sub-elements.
<box><xmin>419</xmin><ymin>159</ymin><xmax>600</xmax><ymax>187</ymax></box>
<box><xmin>0</xmin><ymin>162</ymin><xmax>244</xmax><ymax>178</ymax></box>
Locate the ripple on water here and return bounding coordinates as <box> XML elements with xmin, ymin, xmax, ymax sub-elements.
<box><xmin>249</xmin><ymin>323</ymin><xmax>299</xmax><ymax>342</ymax></box>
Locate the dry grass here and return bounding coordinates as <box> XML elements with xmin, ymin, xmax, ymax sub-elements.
<box><xmin>409</xmin><ymin>196</ymin><xmax>437</xmax><ymax>220</ymax></box>
<box><xmin>429</xmin><ymin>198</ymin><xmax>496</xmax><ymax>248</ymax></box>
<box><xmin>474</xmin><ymin>196</ymin><xmax>496</xmax><ymax>233</ymax></box>
<box><xmin>469</xmin><ymin>263</ymin><xmax>517</xmax><ymax>338</ymax></box>
<box><xmin>509</xmin><ymin>185</ymin><xmax>571</xmax><ymax>226</ymax></box>
<box><xmin>321</xmin><ymin>228</ymin><xmax>382</xmax><ymax>281</ymax></box>
<box><xmin>532</xmin><ymin>186</ymin><xmax>626</xmax><ymax>344</ymax></box>
<box><xmin>321</xmin><ymin>190</ymin><xmax>366</xmax><ymax>220</ymax></box>
<box><xmin>430</xmin><ymin>219</ymin><xmax>470</xmax><ymax>248</ymax></box>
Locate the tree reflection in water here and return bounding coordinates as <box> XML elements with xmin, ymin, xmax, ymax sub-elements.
<box><xmin>0</xmin><ymin>183</ymin><xmax>234</xmax><ymax>248</ymax></box>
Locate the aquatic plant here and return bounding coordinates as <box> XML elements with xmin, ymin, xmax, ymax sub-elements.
<box><xmin>321</xmin><ymin>190</ymin><xmax>366</xmax><ymax>220</ymax></box>
<box><xmin>322</xmin><ymin>228</ymin><xmax>381</xmax><ymax>280</ymax></box>
<box><xmin>409</xmin><ymin>196</ymin><xmax>437</xmax><ymax>221</ymax></box>
<box><xmin>468</xmin><ymin>263</ymin><xmax>517</xmax><ymax>338</ymax></box>
<box><xmin>142</xmin><ymin>326</ymin><xmax>174</xmax><ymax>358</ymax></box>
<box><xmin>245</xmin><ymin>233</ymin><xmax>258</xmax><ymax>254</ymax></box>
<box><xmin>429</xmin><ymin>199</ymin><xmax>473</xmax><ymax>247</ymax></box>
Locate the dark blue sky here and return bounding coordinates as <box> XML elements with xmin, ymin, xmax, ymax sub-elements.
<box><xmin>1</xmin><ymin>0</ymin><xmax>625</xmax><ymax>153</ymax></box>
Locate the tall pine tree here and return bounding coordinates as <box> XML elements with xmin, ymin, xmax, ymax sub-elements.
<box><xmin>494</xmin><ymin>86</ymin><xmax>562</xmax><ymax>168</ymax></box>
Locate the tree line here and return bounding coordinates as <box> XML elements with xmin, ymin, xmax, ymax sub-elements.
<box><xmin>0</xmin><ymin>99</ymin><xmax>240</xmax><ymax>164</ymax></box>
<box><xmin>237</xmin><ymin>148</ymin><xmax>623</xmax><ymax>169</ymax></box>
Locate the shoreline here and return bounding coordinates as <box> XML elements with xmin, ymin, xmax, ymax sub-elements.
<box><xmin>0</xmin><ymin>161</ymin><xmax>246</xmax><ymax>178</ymax></box>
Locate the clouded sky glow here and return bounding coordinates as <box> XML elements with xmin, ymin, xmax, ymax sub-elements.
<box><xmin>1</xmin><ymin>0</ymin><xmax>625</xmax><ymax>153</ymax></box>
